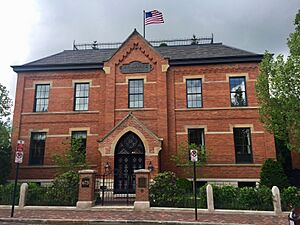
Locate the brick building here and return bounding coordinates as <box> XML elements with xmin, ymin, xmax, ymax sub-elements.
<box><xmin>11</xmin><ymin>30</ymin><xmax>291</xmax><ymax>188</ymax></box>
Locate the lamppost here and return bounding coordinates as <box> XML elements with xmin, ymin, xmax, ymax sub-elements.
<box><xmin>147</xmin><ymin>161</ymin><xmax>154</xmax><ymax>172</ymax></box>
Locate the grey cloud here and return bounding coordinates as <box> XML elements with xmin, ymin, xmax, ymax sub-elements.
<box><xmin>4</xmin><ymin>0</ymin><xmax>300</xmax><ymax>99</ymax></box>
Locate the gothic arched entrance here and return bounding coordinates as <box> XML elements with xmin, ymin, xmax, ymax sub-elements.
<box><xmin>114</xmin><ymin>131</ymin><xmax>145</xmax><ymax>194</ymax></box>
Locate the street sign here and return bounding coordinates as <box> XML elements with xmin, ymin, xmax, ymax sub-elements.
<box><xmin>190</xmin><ymin>149</ymin><xmax>198</xmax><ymax>220</ymax></box>
<box><xmin>11</xmin><ymin>140</ymin><xmax>24</xmax><ymax>217</ymax></box>
<box><xmin>16</xmin><ymin>140</ymin><xmax>24</xmax><ymax>152</ymax></box>
<box><xmin>190</xmin><ymin>149</ymin><xmax>198</xmax><ymax>162</ymax></box>
<box><xmin>15</xmin><ymin>151</ymin><xmax>24</xmax><ymax>164</ymax></box>
<box><xmin>14</xmin><ymin>140</ymin><xmax>24</xmax><ymax>164</ymax></box>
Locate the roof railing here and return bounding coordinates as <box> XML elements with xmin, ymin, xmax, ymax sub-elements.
<box><xmin>73</xmin><ymin>34</ymin><xmax>214</xmax><ymax>50</ymax></box>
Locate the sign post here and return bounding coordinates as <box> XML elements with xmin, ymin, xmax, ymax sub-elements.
<box><xmin>190</xmin><ymin>149</ymin><xmax>198</xmax><ymax>220</ymax></box>
<box><xmin>11</xmin><ymin>140</ymin><xmax>24</xmax><ymax>217</ymax></box>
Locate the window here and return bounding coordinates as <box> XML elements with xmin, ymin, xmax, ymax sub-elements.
<box><xmin>128</xmin><ymin>79</ymin><xmax>144</xmax><ymax>108</ymax></box>
<box><xmin>74</xmin><ymin>83</ymin><xmax>89</xmax><ymax>111</ymax></box>
<box><xmin>34</xmin><ymin>84</ymin><xmax>50</xmax><ymax>112</ymax></box>
<box><xmin>188</xmin><ymin>128</ymin><xmax>205</xmax><ymax>146</ymax></box>
<box><xmin>233</xmin><ymin>128</ymin><xmax>253</xmax><ymax>163</ymax></box>
<box><xmin>186</xmin><ymin>79</ymin><xmax>202</xmax><ymax>108</ymax></box>
<box><xmin>238</xmin><ymin>182</ymin><xmax>256</xmax><ymax>188</ymax></box>
<box><xmin>229</xmin><ymin>77</ymin><xmax>247</xmax><ymax>106</ymax></box>
<box><xmin>71</xmin><ymin>131</ymin><xmax>87</xmax><ymax>162</ymax></box>
<box><xmin>29</xmin><ymin>132</ymin><xmax>46</xmax><ymax>165</ymax></box>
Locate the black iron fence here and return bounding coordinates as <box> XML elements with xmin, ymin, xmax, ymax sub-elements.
<box><xmin>73</xmin><ymin>35</ymin><xmax>214</xmax><ymax>50</ymax></box>
<box><xmin>95</xmin><ymin>173</ymin><xmax>136</xmax><ymax>206</ymax></box>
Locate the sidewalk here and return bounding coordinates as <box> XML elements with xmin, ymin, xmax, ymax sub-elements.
<box><xmin>0</xmin><ymin>206</ymin><xmax>288</xmax><ymax>225</ymax></box>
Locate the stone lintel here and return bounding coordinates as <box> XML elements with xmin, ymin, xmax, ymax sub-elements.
<box><xmin>134</xmin><ymin>169</ymin><xmax>150</xmax><ymax>174</ymax></box>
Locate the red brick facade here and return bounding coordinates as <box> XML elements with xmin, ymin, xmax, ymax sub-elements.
<box><xmin>11</xmin><ymin>31</ymin><xmax>283</xmax><ymax>185</ymax></box>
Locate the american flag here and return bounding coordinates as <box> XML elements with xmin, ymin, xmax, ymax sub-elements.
<box><xmin>145</xmin><ymin>10</ymin><xmax>164</xmax><ymax>25</ymax></box>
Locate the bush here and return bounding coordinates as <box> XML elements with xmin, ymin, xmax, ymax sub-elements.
<box><xmin>198</xmin><ymin>185</ymin><xmax>207</xmax><ymax>208</ymax></box>
<box><xmin>0</xmin><ymin>183</ymin><xmax>19</xmax><ymax>205</ymax></box>
<box><xmin>27</xmin><ymin>171</ymin><xmax>79</xmax><ymax>206</ymax></box>
<box><xmin>150</xmin><ymin>171</ymin><xmax>182</xmax><ymax>207</ymax></box>
<box><xmin>281</xmin><ymin>186</ymin><xmax>300</xmax><ymax>211</ymax></box>
<box><xmin>176</xmin><ymin>178</ymin><xmax>192</xmax><ymax>192</ymax></box>
<box><xmin>27</xmin><ymin>183</ymin><xmax>50</xmax><ymax>206</ymax></box>
<box><xmin>213</xmin><ymin>185</ymin><xmax>239</xmax><ymax>209</ymax></box>
<box><xmin>260</xmin><ymin>158</ymin><xmax>289</xmax><ymax>189</ymax></box>
<box><xmin>47</xmin><ymin>171</ymin><xmax>79</xmax><ymax>206</ymax></box>
<box><xmin>206</xmin><ymin>185</ymin><xmax>273</xmax><ymax>210</ymax></box>
<box><xmin>0</xmin><ymin>123</ymin><xmax>11</xmax><ymax>184</ymax></box>
<box><xmin>150</xmin><ymin>173</ymin><xmax>273</xmax><ymax>210</ymax></box>
<box><xmin>239</xmin><ymin>186</ymin><xmax>272</xmax><ymax>210</ymax></box>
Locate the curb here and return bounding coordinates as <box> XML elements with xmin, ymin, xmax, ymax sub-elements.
<box><xmin>0</xmin><ymin>218</ymin><xmax>252</xmax><ymax>225</ymax></box>
<box><xmin>0</xmin><ymin>205</ymin><xmax>290</xmax><ymax>216</ymax></box>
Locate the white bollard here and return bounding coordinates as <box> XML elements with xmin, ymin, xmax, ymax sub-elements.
<box><xmin>272</xmin><ymin>186</ymin><xmax>282</xmax><ymax>215</ymax></box>
<box><xmin>18</xmin><ymin>183</ymin><xmax>28</xmax><ymax>208</ymax></box>
<box><xmin>206</xmin><ymin>184</ymin><xmax>214</xmax><ymax>212</ymax></box>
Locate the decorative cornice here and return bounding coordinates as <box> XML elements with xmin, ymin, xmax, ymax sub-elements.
<box><xmin>116</xmin><ymin>42</ymin><xmax>158</xmax><ymax>66</ymax></box>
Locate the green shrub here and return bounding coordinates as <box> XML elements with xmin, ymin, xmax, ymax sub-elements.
<box><xmin>27</xmin><ymin>183</ymin><xmax>50</xmax><ymax>206</ymax></box>
<box><xmin>46</xmin><ymin>171</ymin><xmax>79</xmax><ymax>206</ymax></box>
<box><xmin>239</xmin><ymin>186</ymin><xmax>272</xmax><ymax>210</ymax></box>
<box><xmin>150</xmin><ymin>171</ymin><xmax>181</xmax><ymax>207</ymax></box>
<box><xmin>176</xmin><ymin>178</ymin><xmax>192</xmax><ymax>192</ymax></box>
<box><xmin>281</xmin><ymin>186</ymin><xmax>300</xmax><ymax>211</ymax></box>
<box><xmin>260</xmin><ymin>158</ymin><xmax>289</xmax><ymax>189</ymax></box>
<box><xmin>27</xmin><ymin>171</ymin><xmax>79</xmax><ymax>206</ymax></box>
<box><xmin>0</xmin><ymin>183</ymin><xmax>20</xmax><ymax>205</ymax></box>
<box><xmin>198</xmin><ymin>185</ymin><xmax>207</xmax><ymax>208</ymax></box>
<box><xmin>213</xmin><ymin>185</ymin><xmax>239</xmax><ymax>209</ymax></box>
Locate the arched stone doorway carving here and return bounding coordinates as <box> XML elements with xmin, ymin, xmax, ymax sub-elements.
<box><xmin>114</xmin><ymin>131</ymin><xmax>145</xmax><ymax>193</ymax></box>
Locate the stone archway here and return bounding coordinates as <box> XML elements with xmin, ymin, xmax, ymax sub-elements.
<box><xmin>114</xmin><ymin>131</ymin><xmax>145</xmax><ymax>194</ymax></box>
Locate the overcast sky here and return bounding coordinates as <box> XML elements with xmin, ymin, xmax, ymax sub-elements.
<box><xmin>1</xmin><ymin>0</ymin><xmax>300</xmax><ymax>102</ymax></box>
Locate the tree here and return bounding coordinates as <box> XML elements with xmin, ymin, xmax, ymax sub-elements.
<box><xmin>256</xmin><ymin>9</ymin><xmax>300</xmax><ymax>152</ymax></box>
<box><xmin>0</xmin><ymin>84</ymin><xmax>12</xmax><ymax>121</ymax></box>
<box><xmin>0</xmin><ymin>123</ymin><xmax>11</xmax><ymax>184</ymax></box>
<box><xmin>0</xmin><ymin>83</ymin><xmax>12</xmax><ymax>184</ymax></box>
<box><xmin>52</xmin><ymin>137</ymin><xmax>88</xmax><ymax>174</ymax></box>
<box><xmin>171</xmin><ymin>142</ymin><xmax>206</xmax><ymax>166</ymax></box>
<box><xmin>260</xmin><ymin>158</ymin><xmax>289</xmax><ymax>190</ymax></box>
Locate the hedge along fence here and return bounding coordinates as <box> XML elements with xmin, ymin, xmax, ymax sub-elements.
<box><xmin>0</xmin><ymin>171</ymin><xmax>79</xmax><ymax>207</ymax></box>
<box><xmin>27</xmin><ymin>171</ymin><xmax>79</xmax><ymax>206</ymax></box>
<box><xmin>198</xmin><ymin>185</ymin><xmax>273</xmax><ymax>211</ymax></box>
<box><xmin>0</xmin><ymin>183</ymin><xmax>20</xmax><ymax>205</ymax></box>
<box><xmin>1</xmin><ymin>171</ymin><xmax>299</xmax><ymax>211</ymax></box>
<box><xmin>150</xmin><ymin>172</ymin><xmax>300</xmax><ymax>211</ymax></box>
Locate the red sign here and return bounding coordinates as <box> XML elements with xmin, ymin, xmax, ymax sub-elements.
<box><xmin>15</xmin><ymin>140</ymin><xmax>24</xmax><ymax>164</ymax></box>
<box><xmin>16</xmin><ymin>140</ymin><xmax>24</xmax><ymax>152</ymax></box>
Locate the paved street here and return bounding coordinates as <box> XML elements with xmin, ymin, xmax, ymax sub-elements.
<box><xmin>0</xmin><ymin>207</ymin><xmax>289</xmax><ymax>225</ymax></box>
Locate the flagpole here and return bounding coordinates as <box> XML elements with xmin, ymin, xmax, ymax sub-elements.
<box><xmin>143</xmin><ymin>10</ymin><xmax>146</xmax><ymax>38</ymax></box>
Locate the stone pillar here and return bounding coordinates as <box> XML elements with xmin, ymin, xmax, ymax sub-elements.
<box><xmin>18</xmin><ymin>183</ymin><xmax>28</xmax><ymax>208</ymax></box>
<box><xmin>272</xmin><ymin>186</ymin><xmax>282</xmax><ymax>215</ymax></box>
<box><xmin>134</xmin><ymin>169</ymin><xmax>150</xmax><ymax>210</ymax></box>
<box><xmin>206</xmin><ymin>184</ymin><xmax>214</xmax><ymax>212</ymax></box>
<box><xmin>76</xmin><ymin>170</ymin><xmax>96</xmax><ymax>209</ymax></box>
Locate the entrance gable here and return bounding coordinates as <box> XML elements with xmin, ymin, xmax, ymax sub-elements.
<box><xmin>103</xmin><ymin>29</ymin><xmax>167</xmax><ymax>70</ymax></box>
<box><xmin>98</xmin><ymin>112</ymin><xmax>162</xmax><ymax>156</ymax></box>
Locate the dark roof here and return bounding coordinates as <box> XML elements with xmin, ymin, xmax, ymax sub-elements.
<box><xmin>12</xmin><ymin>43</ymin><xmax>263</xmax><ymax>72</ymax></box>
